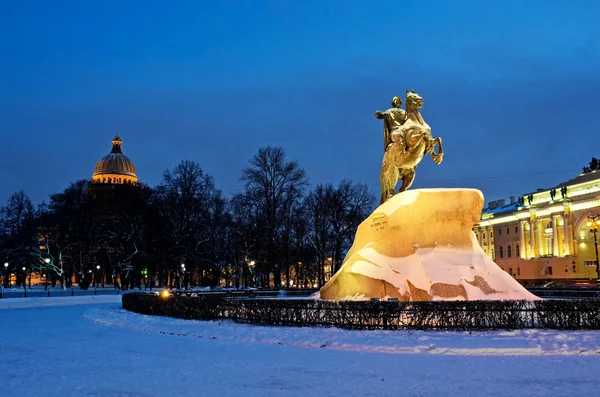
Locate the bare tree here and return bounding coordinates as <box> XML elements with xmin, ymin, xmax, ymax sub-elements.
<box><xmin>154</xmin><ymin>160</ymin><xmax>216</xmax><ymax>287</ymax></box>
<box><xmin>289</xmin><ymin>202</ymin><xmax>313</xmax><ymax>288</ymax></box>
<box><xmin>304</xmin><ymin>181</ymin><xmax>376</xmax><ymax>286</ymax></box>
<box><xmin>100</xmin><ymin>210</ymin><xmax>145</xmax><ymax>289</ymax></box>
<box><xmin>305</xmin><ymin>184</ymin><xmax>331</xmax><ymax>286</ymax></box>
<box><xmin>202</xmin><ymin>190</ymin><xmax>230</xmax><ymax>287</ymax></box>
<box><xmin>228</xmin><ymin>192</ymin><xmax>261</xmax><ymax>288</ymax></box>
<box><xmin>328</xmin><ymin>180</ymin><xmax>376</xmax><ymax>273</ymax></box>
<box><xmin>44</xmin><ymin>180</ymin><xmax>94</xmax><ymax>288</ymax></box>
<box><xmin>240</xmin><ymin>147</ymin><xmax>308</xmax><ymax>286</ymax></box>
<box><xmin>32</xmin><ymin>236</ymin><xmax>69</xmax><ymax>290</ymax></box>
<box><xmin>0</xmin><ymin>191</ymin><xmax>37</xmax><ymax>287</ymax></box>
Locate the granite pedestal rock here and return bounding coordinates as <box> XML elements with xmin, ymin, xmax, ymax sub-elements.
<box><xmin>319</xmin><ymin>188</ymin><xmax>538</xmax><ymax>301</ymax></box>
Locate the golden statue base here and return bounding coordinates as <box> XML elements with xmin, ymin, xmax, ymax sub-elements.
<box><xmin>319</xmin><ymin>188</ymin><xmax>538</xmax><ymax>301</ymax></box>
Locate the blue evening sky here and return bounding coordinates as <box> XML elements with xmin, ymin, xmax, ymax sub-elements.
<box><xmin>1</xmin><ymin>0</ymin><xmax>599</xmax><ymax>205</ymax></box>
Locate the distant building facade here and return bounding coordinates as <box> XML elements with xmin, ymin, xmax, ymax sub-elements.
<box><xmin>474</xmin><ymin>170</ymin><xmax>600</xmax><ymax>286</ymax></box>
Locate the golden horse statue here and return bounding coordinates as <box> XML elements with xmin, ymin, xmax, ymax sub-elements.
<box><xmin>377</xmin><ymin>90</ymin><xmax>443</xmax><ymax>204</ymax></box>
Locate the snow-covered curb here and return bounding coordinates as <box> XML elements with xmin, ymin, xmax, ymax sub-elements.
<box><xmin>0</xmin><ymin>295</ymin><xmax>122</xmax><ymax>309</ymax></box>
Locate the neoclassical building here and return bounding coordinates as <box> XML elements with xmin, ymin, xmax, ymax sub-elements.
<box><xmin>90</xmin><ymin>133</ymin><xmax>138</xmax><ymax>186</ymax></box>
<box><xmin>474</xmin><ymin>170</ymin><xmax>600</xmax><ymax>285</ymax></box>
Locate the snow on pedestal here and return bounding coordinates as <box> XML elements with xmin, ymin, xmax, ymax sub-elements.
<box><xmin>319</xmin><ymin>188</ymin><xmax>539</xmax><ymax>301</ymax></box>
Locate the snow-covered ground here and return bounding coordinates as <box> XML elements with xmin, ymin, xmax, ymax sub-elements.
<box><xmin>0</xmin><ymin>297</ymin><xmax>599</xmax><ymax>396</ymax></box>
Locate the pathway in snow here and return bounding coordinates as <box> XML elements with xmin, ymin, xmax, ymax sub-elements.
<box><xmin>82</xmin><ymin>303</ymin><xmax>600</xmax><ymax>357</ymax></box>
<box><xmin>0</xmin><ymin>297</ymin><xmax>599</xmax><ymax>396</ymax></box>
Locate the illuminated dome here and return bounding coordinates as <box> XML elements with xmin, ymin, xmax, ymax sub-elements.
<box><xmin>92</xmin><ymin>133</ymin><xmax>138</xmax><ymax>185</ymax></box>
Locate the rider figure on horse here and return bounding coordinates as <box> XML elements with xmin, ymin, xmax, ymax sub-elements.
<box><xmin>375</xmin><ymin>95</ymin><xmax>408</xmax><ymax>154</ymax></box>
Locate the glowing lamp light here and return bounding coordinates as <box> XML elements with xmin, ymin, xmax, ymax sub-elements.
<box><xmin>44</xmin><ymin>258</ymin><xmax>50</xmax><ymax>264</ymax></box>
<box><xmin>181</xmin><ymin>263</ymin><xmax>185</xmax><ymax>269</ymax></box>
<box><xmin>161</xmin><ymin>289</ymin><xmax>171</xmax><ymax>298</ymax></box>
<box><xmin>3</xmin><ymin>262</ymin><xmax>8</xmax><ymax>268</ymax></box>
<box><xmin>22</xmin><ymin>267</ymin><xmax>26</xmax><ymax>271</ymax></box>
<box><xmin>96</xmin><ymin>265</ymin><xmax>100</xmax><ymax>270</ymax></box>
<box><xmin>588</xmin><ymin>221</ymin><xmax>593</xmax><ymax>227</ymax></box>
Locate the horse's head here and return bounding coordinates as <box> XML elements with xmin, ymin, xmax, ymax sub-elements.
<box><xmin>405</xmin><ymin>89</ymin><xmax>423</xmax><ymax>112</ymax></box>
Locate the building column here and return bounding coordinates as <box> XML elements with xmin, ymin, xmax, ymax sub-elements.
<box><xmin>485</xmin><ymin>227</ymin><xmax>490</xmax><ymax>255</ymax></box>
<box><xmin>482</xmin><ymin>226</ymin><xmax>491</xmax><ymax>258</ymax></box>
<box><xmin>552</xmin><ymin>215</ymin><xmax>559</xmax><ymax>256</ymax></box>
<box><xmin>537</xmin><ymin>219</ymin><xmax>544</xmax><ymax>257</ymax></box>
<box><xmin>563</xmin><ymin>211</ymin><xmax>571</xmax><ymax>256</ymax></box>
<box><xmin>528</xmin><ymin>220</ymin><xmax>535</xmax><ymax>258</ymax></box>
<box><xmin>568</xmin><ymin>216</ymin><xmax>576</xmax><ymax>256</ymax></box>
<box><xmin>519</xmin><ymin>221</ymin><xmax>526</xmax><ymax>259</ymax></box>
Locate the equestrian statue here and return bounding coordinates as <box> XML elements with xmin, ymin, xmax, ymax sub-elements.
<box><xmin>376</xmin><ymin>89</ymin><xmax>443</xmax><ymax>204</ymax></box>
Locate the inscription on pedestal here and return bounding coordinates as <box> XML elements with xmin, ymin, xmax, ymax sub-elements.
<box><xmin>370</xmin><ymin>214</ymin><xmax>388</xmax><ymax>232</ymax></box>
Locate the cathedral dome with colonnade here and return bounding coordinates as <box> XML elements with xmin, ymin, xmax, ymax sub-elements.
<box><xmin>91</xmin><ymin>133</ymin><xmax>138</xmax><ymax>185</ymax></box>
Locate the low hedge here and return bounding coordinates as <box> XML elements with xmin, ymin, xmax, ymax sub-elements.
<box><xmin>122</xmin><ymin>292</ymin><xmax>600</xmax><ymax>331</ymax></box>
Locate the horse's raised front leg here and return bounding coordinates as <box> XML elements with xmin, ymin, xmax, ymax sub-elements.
<box><xmin>430</xmin><ymin>137</ymin><xmax>443</xmax><ymax>165</ymax></box>
<box><xmin>405</xmin><ymin>128</ymin><xmax>428</xmax><ymax>149</ymax></box>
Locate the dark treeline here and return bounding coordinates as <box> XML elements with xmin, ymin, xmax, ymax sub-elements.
<box><xmin>0</xmin><ymin>146</ymin><xmax>376</xmax><ymax>290</ymax></box>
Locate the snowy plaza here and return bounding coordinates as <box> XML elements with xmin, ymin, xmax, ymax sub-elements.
<box><xmin>1</xmin><ymin>296</ymin><xmax>599</xmax><ymax>397</ymax></box>
<box><xmin>3</xmin><ymin>1</ymin><xmax>600</xmax><ymax>396</ymax></box>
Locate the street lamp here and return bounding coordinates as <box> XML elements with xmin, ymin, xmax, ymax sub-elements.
<box><xmin>3</xmin><ymin>262</ymin><xmax>7</xmax><ymax>288</ymax></box>
<box><xmin>22</xmin><ymin>266</ymin><xmax>28</xmax><ymax>289</ymax></box>
<box><xmin>96</xmin><ymin>265</ymin><xmax>101</xmax><ymax>288</ymax></box>
<box><xmin>248</xmin><ymin>261</ymin><xmax>256</xmax><ymax>288</ymax></box>
<box><xmin>180</xmin><ymin>264</ymin><xmax>186</xmax><ymax>290</ymax></box>
<box><xmin>587</xmin><ymin>214</ymin><xmax>600</xmax><ymax>284</ymax></box>
<box><xmin>43</xmin><ymin>258</ymin><xmax>50</xmax><ymax>290</ymax></box>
